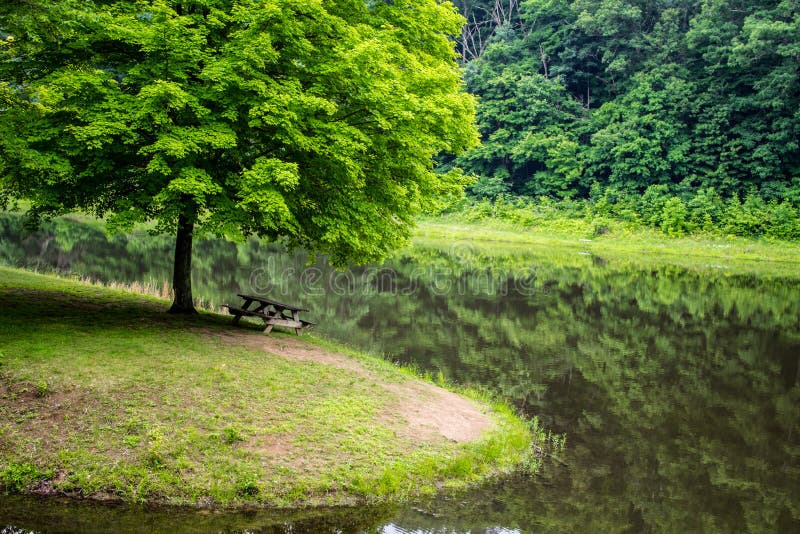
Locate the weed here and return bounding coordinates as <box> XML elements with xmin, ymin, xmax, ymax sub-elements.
<box><xmin>222</xmin><ymin>426</ymin><xmax>244</xmax><ymax>445</ymax></box>
<box><xmin>284</xmin><ymin>482</ymin><xmax>309</xmax><ymax>502</ymax></box>
<box><xmin>236</xmin><ymin>473</ymin><xmax>260</xmax><ymax>497</ymax></box>
<box><xmin>14</xmin><ymin>411</ymin><xmax>37</xmax><ymax>424</ymax></box>
<box><xmin>548</xmin><ymin>431</ymin><xmax>567</xmax><ymax>454</ymax></box>
<box><xmin>122</xmin><ymin>435</ymin><xmax>141</xmax><ymax>448</ymax></box>
<box><xmin>374</xmin><ymin>463</ymin><xmax>406</xmax><ymax>496</ymax></box>
<box><xmin>144</xmin><ymin>428</ymin><xmax>167</xmax><ymax>469</ymax></box>
<box><xmin>0</xmin><ymin>462</ymin><xmax>44</xmax><ymax>493</ymax></box>
<box><xmin>121</xmin><ymin>417</ymin><xmax>147</xmax><ymax>435</ymax></box>
<box><xmin>520</xmin><ymin>417</ymin><xmax>567</xmax><ymax>474</ymax></box>
<box><xmin>435</xmin><ymin>370</ymin><xmax>447</xmax><ymax>387</ymax></box>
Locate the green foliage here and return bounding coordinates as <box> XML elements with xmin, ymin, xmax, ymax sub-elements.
<box><xmin>0</xmin><ymin>0</ymin><xmax>478</xmax><ymax>285</ymax></box>
<box><xmin>638</xmin><ymin>185</ymin><xmax>670</xmax><ymax>227</ymax></box>
<box><xmin>470</xmin><ymin>173</ymin><xmax>511</xmax><ymax>199</ymax></box>
<box><xmin>222</xmin><ymin>426</ymin><xmax>244</xmax><ymax>445</ymax></box>
<box><xmin>0</xmin><ymin>462</ymin><xmax>45</xmax><ymax>494</ymax></box>
<box><xmin>235</xmin><ymin>472</ymin><xmax>261</xmax><ymax>497</ymax></box>
<box><xmin>122</xmin><ymin>435</ymin><xmax>142</xmax><ymax>449</ymax></box>
<box><xmin>659</xmin><ymin>197</ymin><xmax>689</xmax><ymax>236</ymax></box>
<box><xmin>34</xmin><ymin>379</ymin><xmax>48</xmax><ymax>397</ymax></box>
<box><xmin>452</xmin><ymin>0</ymin><xmax>800</xmax><ymax>211</ymax></box>
<box><xmin>686</xmin><ymin>187</ymin><xmax>725</xmax><ymax>232</ymax></box>
<box><xmin>521</xmin><ymin>417</ymin><xmax>567</xmax><ymax>474</ymax></box>
<box><xmin>459</xmin><ymin>50</ymin><xmax>585</xmax><ymax>198</ymax></box>
<box><xmin>439</xmin><ymin>188</ymin><xmax>800</xmax><ymax>241</ymax></box>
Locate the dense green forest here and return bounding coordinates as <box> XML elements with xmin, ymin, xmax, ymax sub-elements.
<box><xmin>2</xmin><ymin>1</ymin><xmax>798</xmax><ymax>241</ymax></box>
<box><xmin>448</xmin><ymin>0</ymin><xmax>800</xmax><ymax>239</ymax></box>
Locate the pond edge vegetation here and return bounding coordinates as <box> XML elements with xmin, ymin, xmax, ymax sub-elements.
<box><xmin>418</xmin><ymin>208</ymin><xmax>800</xmax><ymax>268</ymax></box>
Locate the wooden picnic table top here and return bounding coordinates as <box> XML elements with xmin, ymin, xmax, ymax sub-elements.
<box><xmin>236</xmin><ymin>293</ymin><xmax>308</xmax><ymax>312</ymax></box>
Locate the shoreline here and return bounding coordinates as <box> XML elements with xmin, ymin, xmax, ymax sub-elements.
<box><xmin>0</xmin><ymin>266</ymin><xmax>534</xmax><ymax>508</ymax></box>
<box><xmin>416</xmin><ymin>218</ymin><xmax>800</xmax><ymax>270</ymax></box>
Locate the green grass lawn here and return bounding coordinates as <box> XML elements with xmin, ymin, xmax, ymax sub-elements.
<box><xmin>0</xmin><ymin>267</ymin><xmax>533</xmax><ymax>507</ymax></box>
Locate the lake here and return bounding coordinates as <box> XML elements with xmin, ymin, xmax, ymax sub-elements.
<box><xmin>1</xmin><ymin>214</ymin><xmax>798</xmax><ymax>532</ymax></box>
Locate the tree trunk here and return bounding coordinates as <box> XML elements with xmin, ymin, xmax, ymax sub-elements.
<box><xmin>168</xmin><ymin>209</ymin><xmax>197</xmax><ymax>314</ymax></box>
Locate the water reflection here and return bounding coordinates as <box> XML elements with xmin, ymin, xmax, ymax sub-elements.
<box><xmin>1</xmin><ymin>214</ymin><xmax>799</xmax><ymax>532</ymax></box>
<box><xmin>0</xmin><ymin>494</ymin><xmax>394</xmax><ymax>533</ymax></box>
<box><xmin>0</xmin><ymin>493</ymin><xmax>521</xmax><ymax>533</ymax></box>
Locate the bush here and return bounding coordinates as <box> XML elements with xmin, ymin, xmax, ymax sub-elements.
<box><xmin>450</xmin><ymin>187</ymin><xmax>799</xmax><ymax>242</ymax></box>
<box><xmin>687</xmin><ymin>188</ymin><xmax>725</xmax><ymax>232</ymax></box>
<box><xmin>764</xmin><ymin>201</ymin><xmax>800</xmax><ymax>240</ymax></box>
<box><xmin>638</xmin><ymin>185</ymin><xmax>671</xmax><ymax>227</ymax></box>
<box><xmin>660</xmin><ymin>197</ymin><xmax>690</xmax><ymax>236</ymax></box>
<box><xmin>723</xmin><ymin>194</ymin><xmax>765</xmax><ymax>237</ymax></box>
<box><xmin>469</xmin><ymin>172</ymin><xmax>510</xmax><ymax>199</ymax></box>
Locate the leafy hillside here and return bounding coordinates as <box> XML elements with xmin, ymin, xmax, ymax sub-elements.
<box><xmin>449</xmin><ymin>0</ymin><xmax>799</xmax><ymax>237</ymax></box>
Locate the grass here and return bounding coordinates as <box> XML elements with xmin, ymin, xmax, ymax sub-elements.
<box><xmin>0</xmin><ymin>266</ymin><xmax>534</xmax><ymax>508</ymax></box>
<box><xmin>417</xmin><ymin>217</ymin><xmax>800</xmax><ymax>272</ymax></box>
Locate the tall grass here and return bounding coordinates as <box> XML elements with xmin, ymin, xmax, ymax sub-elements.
<box><xmin>15</xmin><ymin>268</ymin><xmax>227</xmax><ymax>313</ymax></box>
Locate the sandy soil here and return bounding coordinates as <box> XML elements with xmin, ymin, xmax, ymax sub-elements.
<box><xmin>218</xmin><ymin>330</ymin><xmax>493</xmax><ymax>444</ymax></box>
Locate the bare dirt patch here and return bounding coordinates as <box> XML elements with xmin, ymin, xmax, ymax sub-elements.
<box><xmin>382</xmin><ymin>380</ymin><xmax>492</xmax><ymax>443</ymax></box>
<box><xmin>0</xmin><ymin>377</ymin><xmax>122</xmax><ymax>452</ymax></box>
<box><xmin>211</xmin><ymin>330</ymin><xmax>493</xmax><ymax>445</ymax></box>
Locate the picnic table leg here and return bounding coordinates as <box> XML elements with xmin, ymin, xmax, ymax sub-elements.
<box><xmin>232</xmin><ymin>298</ymin><xmax>255</xmax><ymax>326</ymax></box>
<box><xmin>262</xmin><ymin>305</ymin><xmax>276</xmax><ymax>334</ymax></box>
<box><xmin>293</xmin><ymin>310</ymin><xmax>302</xmax><ymax>335</ymax></box>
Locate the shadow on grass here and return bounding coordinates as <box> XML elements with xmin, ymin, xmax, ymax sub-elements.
<box><xmin>0</xmin><ymin>282</ymin><xmax>266</xmax><ymax>336</ymax></box>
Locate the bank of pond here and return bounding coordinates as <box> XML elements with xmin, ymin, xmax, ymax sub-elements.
<box><xmin>0</xmin><ymin>213</ymin><xmax>798</xmax><ymax>532</ymax></box>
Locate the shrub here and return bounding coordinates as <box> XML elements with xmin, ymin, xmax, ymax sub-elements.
<box><xmin>660</xmin><ymin>197</ymin><xmax>690</xmax><ymax>236</ymax></box>
<box><xmin>470</xmin><ymin>172</ymin><xmax>510</xmax><ymax>199</ymax></box>
<box><xmin>723</xmin><ymin>194</ymin><xmax>765</xmax><ymax>237</ymax></box>
<box><xmin>687</xmin><ymin>188</ymin><xmax>725</xmax><ymax>232</ymax></box>
<box><xmin>638</xmin><ymin>184</ymin><xmax>671</xmax><ymax>227</ymax></box>
<box><xmin>450</xmin><ymin>187</ymin><xmax>799</xmax><ymax>242</ymax></box>
<box><xmin>764</xmin><ymin>201</ymin><xmax>800</xmax><ymax>240</ymax></box>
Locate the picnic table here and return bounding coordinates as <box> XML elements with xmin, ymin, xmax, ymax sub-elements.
<box><xmin>226</xmin><ymin>293</ymin><xmax>315</xmax><ymax>335</ymax></box>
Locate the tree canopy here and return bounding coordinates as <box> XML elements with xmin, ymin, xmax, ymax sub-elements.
<box><xmin>453</xmin><ymin>0</ymin><xmax>800</xmax><ymax>204</ymax></box>
<box><xmin>0</xmin><ymin>0</ymin><xmax>478</xmax><ymax>311</ymax></box>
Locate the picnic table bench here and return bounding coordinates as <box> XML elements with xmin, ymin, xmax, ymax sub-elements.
<box><xmin>226</xmin><ymin>293</ymin><xmax>315</xmax><ymax>335</ymax></box>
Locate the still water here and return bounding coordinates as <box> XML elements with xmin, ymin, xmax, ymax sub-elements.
<box><xmin>1</xmin><ymin>214</ymin><xmax>798</xmax><ymax>532</ymax></box>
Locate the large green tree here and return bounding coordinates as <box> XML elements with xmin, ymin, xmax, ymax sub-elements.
<box><xmin>0</xmin><ymin>0</ymin><xmax>477</xmax><ymax>312</ymax></box>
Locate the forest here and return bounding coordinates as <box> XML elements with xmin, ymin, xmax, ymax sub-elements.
<box><xmin>447</xmin><ymin>0</ymin><xmax>800</xmax><ymax>239</ymax></box>
<box><xmin>2</xmin><ymin>1</ymin><xmax>798</xmax><ymax>244</ymax></box>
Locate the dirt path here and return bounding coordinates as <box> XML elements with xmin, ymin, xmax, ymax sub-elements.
<box><xmin>216</xmin><ymin>331</ymin><xmax>493</xmax><ymax>444</ymax></box>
